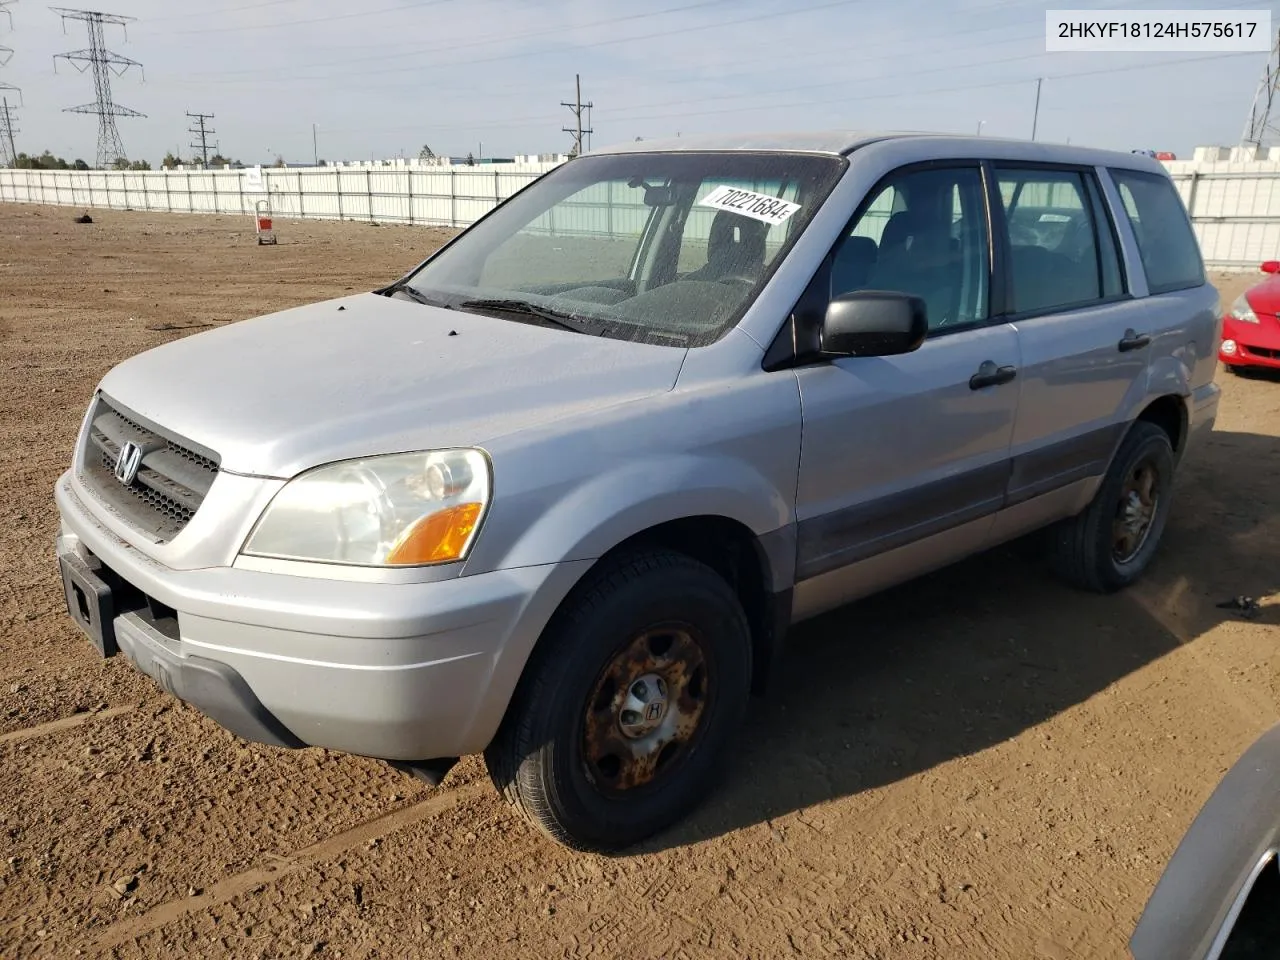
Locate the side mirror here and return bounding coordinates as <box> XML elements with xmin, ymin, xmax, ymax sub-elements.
<box><xmin>821</xmin><ymin>291</ymin><xmax>928</xmax><ymax>358</ymax></box>
<box><xmin>1261</xmin><ymin>260</ymin><xmax>1280</xmax><ymax>274</ymax></box>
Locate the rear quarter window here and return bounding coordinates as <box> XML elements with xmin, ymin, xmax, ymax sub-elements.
<box><xmin>1108</xmin><ymin>168</ymin><xmax>1205</xmax><ymax>295</ymax></box>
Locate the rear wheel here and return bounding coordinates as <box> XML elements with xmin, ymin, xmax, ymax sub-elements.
<box><xmin>1049</xmin><ymin>421</ymin><xmax>1175</xmax><ymax>593</ymax></box>
<box><xmin>485</xmin><ymin>550</ymin><xmax>752</xmax><ymax>852</ymax></box>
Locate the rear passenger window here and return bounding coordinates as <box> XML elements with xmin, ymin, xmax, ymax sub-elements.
<box><xmin>996</xmin><ymin>168</ymin><xmax>1123</xmax><ymax>314</ymax></box>
<box><xmin>1109</xmin><ymin>169</ymin><xmax>1205</xmax><ymax>294</ymax></box>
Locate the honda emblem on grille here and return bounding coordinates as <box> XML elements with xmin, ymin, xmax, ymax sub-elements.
<box><xmin>114</xmin><ymin>441</ymin><xmax>142</xmax><ymax>485</ymax></box>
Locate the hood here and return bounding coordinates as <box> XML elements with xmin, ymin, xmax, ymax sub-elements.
<box><xmin>1246</xmin><ymin>278</ymin><xmax>1280</xmax><ymax>315</ymax></box>
<box><xmin>98</xmin><ymin>293</ymin><xmax>686</xmax><ymax>477</ymax></box>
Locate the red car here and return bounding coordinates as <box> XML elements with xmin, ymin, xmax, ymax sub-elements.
<box><xmin>1221</xmin><ymin>260</ymin><xmax>1280</xmax><ymax>373</ymax></box>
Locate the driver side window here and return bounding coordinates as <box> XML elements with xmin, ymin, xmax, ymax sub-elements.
<box><xmin>830</xmin><ymin>166</ymin><xmax>990</xmax><ymax>331</ymax></box>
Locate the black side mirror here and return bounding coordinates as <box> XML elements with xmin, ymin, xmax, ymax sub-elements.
<box><xmin>821</xmin><ymin>290</ymin><xmax>928</xmax><ymax>358</ymax></box>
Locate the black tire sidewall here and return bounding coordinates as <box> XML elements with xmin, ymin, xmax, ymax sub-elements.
<box><xmin>1092</xmin><ymin>424</ymin><xmax>1175</xmax><ymax>590</ymax></box>
<box><xmin>518</xmin><ymin>555</ymin><xmax>751</xmax><ymax>850</ymax></box>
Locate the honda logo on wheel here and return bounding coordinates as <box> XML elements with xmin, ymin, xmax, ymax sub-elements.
<box><xmin>114</xmin><ymin>441</ymin><xmax>142</xmax><ymax>485</ymax></box>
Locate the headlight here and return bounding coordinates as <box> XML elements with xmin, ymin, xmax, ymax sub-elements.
<box><xmin>1230</xmin><ymin>295</ymin><xmax>1260</xmax><ymax>323</ymax></box>
<box><xmin>242</xmin><ymin>449</ymin><xmax>491</xmax><ymax>566</ymax></box>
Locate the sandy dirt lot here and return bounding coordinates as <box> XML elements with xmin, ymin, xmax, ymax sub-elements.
<box><xmin>0</xmin><ymin>203</ymin><xmax>1278</xmax><ymax>959</ymax></box>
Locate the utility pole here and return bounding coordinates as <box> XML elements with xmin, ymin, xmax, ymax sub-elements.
<box><xmin>312</xmin><ymin>122</ymin><xmax>317</xmax><ymax>166</ymax></box>
<box><xmin>0</xmin><ymin>96</ymin><xmax>18</xmax><ymax>167</ymax></box>
<box><xmin>52</xmin><ymin>7</ymin><xmax>144</xmax><ymax>169</ymax></box>
<box><xmin>1242</xmin><ymin>29</ymin><xmax>1280</xmax><ymax>148</ymax></box>
<box><xmin>187</xmin><ymin>110</ymin><xmax>215</xmax><ymax>165</ymax></box>
<box><xmin>561</xmin><ymin>73</ymin><xmax>593</xmax><ymax>157</ymax></box>
<box><xmin>1031</xmin><ymin>77</ymin><xmax>1043</xmax><ymax>141</ymax></box>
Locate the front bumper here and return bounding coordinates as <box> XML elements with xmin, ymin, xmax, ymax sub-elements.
<box><xmin>1220</xmin><ymin>313</ymin><xmax>1280</xmax><ymax>370</ymax></box>
<box><xmin>55</xmin><ymin>471</ymin><xmax>591</xmax><ymax>761</ymax></box>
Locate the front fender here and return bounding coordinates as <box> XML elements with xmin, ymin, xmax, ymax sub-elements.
<box><xmin>468</xmin><ymin>453</ymin><xmax>795</xmax><ymax>580</ymax></box>
<box><xmin>453</xmin><ymin>454</ymin><xmax>798</xmax><ymax>753</ymax></box>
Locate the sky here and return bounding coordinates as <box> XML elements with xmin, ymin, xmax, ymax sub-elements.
<box><xmin>0</xmin><ymin>0</ymin><xmax>1274</xmax><ymax>166</ymax></box>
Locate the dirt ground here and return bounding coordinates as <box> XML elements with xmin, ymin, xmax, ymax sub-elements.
<box><xmin>0</xmin><ymin>203</ymin><xmax>1277</xmax><ymax>960</ymax></box>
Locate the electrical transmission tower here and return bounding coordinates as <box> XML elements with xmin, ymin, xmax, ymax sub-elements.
<box><xmin>52</xmin><ymin>7</ymin><xmax>145</xmax><ymax>169</ymax></box>
<box><xmin>561</xmin><ymin>74</ymin><xmax>593</xmax><ymax>157</ymax></box>
<box><xmin>1242</xmin><ymin>29</ymin><xmax>1280</xmax><ymax>148</ymax></box>
<box><xmin>1</xmin><ymin>0</ymin><xmax>21</xmax><ymax>148</ymax></box>
<box><xmin>0</xmin><ymin>0</ymin><xmax>12</xmax><ymax>71</ymax></box>
<box><xmin>187</xmin><ymin>111</ymin><xmax>215</xmax><ymax>165</ymax></box>
<box><xmin>0</xmin><ymin>97</ymin><xmax>18</xmax><ymax>168</ymax></box>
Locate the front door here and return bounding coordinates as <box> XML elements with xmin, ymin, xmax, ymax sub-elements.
<box><xmin>791</xmin><ymin>162</ymin><xmax>1022</xmax><ymax>621</ymax></box>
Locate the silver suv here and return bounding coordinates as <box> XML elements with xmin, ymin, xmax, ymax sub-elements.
<box><xmin>55</xmin><ymin>132</ymin><xmax>1221</xmax><ymax>851</ymax></box>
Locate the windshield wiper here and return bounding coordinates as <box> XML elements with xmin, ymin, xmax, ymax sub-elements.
<box><xmin>381</xmin><ymin>280</ymin><xmax>452</xmax><ymax>308</ymax></box>
<box><xmin>456</xmin><ymin>298</ymin><xmax>600</xmax><ymax>335</ymax></box>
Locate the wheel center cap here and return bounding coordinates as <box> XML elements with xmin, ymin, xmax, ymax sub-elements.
<box><xmin>618</xmin><ymin>674</ymin><xmax>669</xmax><ymax>739</ymax></box>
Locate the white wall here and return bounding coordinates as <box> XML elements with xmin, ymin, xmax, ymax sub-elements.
<box><xmin>1166</xmin><ymin>154</ymin><xmax>1280</xmax><ymax>271</ymax></box>
<box><xmin>0</xmin><ymin>162</ymin><xmax>563</xmax><ymax>229</ymax></box>
<box><xmin>6</xmin><ymin>153</ymin><xmax>1280</xmax><ymax>270</ymax></box>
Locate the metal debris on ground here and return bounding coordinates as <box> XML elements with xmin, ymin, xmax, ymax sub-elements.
<box><xmin>1215</xmin><ymin>596</ymin><xmax>1261</xmax><ymax>619</ymax></box>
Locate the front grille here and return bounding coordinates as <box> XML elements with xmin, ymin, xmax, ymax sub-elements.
<box><xmin>79</xmin><ymin>395</ymin><xmax>220</xmax><ymax>542</ymax></box>
<box><xmin>1243</xmin><ymin>344</ymin><xmax>1280</xmax><ymax>360</ymax></box>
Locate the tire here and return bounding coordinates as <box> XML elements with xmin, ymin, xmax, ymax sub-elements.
<box><xmin>484</xmin><ymin>549</ymin><xmax>752</xmax><ymax>853</ymax></box>
<box><xmin>1049</xmin><ymin>421</ymin><xmax>1176</xmax><ymax>593</ymax></box>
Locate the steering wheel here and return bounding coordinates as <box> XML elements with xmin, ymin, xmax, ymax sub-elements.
<box><xmin>714</xmin><ymin>273</ymin><xmax>756</xmax><ymax>288</ymax></box>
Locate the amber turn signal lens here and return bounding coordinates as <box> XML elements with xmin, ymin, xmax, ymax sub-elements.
<box><xmin>385</xmin><ymin>502</ymin><xmax>483</xmax><ymax>565</ymax></box>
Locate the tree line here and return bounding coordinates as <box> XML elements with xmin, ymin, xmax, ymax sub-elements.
<box><xmin>11</xmin><ymin>150</ymin><xmax>244</xmax><ymax>170</ymax></box>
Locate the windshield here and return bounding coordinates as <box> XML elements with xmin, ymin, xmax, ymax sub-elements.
<box><xmin>399</xmin><ymin>151</ymin><xmax>846</xmax><ymax>347</ymax></box>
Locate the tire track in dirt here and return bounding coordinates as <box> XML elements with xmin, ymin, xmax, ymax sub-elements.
<box><xmin>0</xmin><ymin>704</ymin><xmax>133</xmax><ymax>744</ymax></box>
<box><xmin>92</xmin><ymin>781</ymin><xmax>487</xmax><ymax>951</ymax></box>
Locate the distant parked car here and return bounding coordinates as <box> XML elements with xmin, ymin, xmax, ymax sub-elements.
<box><xmin>1221</xmin><ymin>261</ymin><xmax>1280</xmax><ymax>373</ymax></box>
<box><xmin>1131</xmin><ymin>723</ymin><xmax>1280</xmax><ymax>960</ymax></box>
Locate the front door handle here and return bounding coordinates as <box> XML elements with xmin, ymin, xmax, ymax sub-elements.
<box><xmin>1118</xmin><ymin>329</ymin><xmax>1152</xmax><ymax>352</ymax></box>
<box><xmin>969</xmin><ymin>361</ymin><xmax>1018</xmax><ymax>390</ymax></box>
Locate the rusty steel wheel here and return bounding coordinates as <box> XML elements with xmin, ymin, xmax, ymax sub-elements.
<box><xmin>1049</xmin><ymin>421</ymin><xmax>1174</xmax><ymax>594</ymax></box>
<box><xmin>1113</xmin><ymin>459</ymin><xmax>1160</xmax><ymax>564</ymax></box>
<box><xmin>582</xmin><ymin>624</ymin><xmax>710</xmax><ymax>796</ymax></box>
<box><xmin>484</xmin><ymin>549</ymin><xmax>752</xmax><ymax>853</ymax></box>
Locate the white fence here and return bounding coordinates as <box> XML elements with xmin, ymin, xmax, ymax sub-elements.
<box><xmin>0</xmin><ymin>162</ymin><xmax>563</xmax><ymax>229</ymax></box>
<box><xmin>6</xmin><ymin>154</ymin><xmax>1280</xmax><ymax>269</ymax></box>
<box><xmin>1167</xmin><ymin>157</ymin><xmax>1280</xmax><ymax>271</ymax></box>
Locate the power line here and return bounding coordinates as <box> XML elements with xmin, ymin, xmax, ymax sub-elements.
<box><xmin>52</xmin><ymin>7</ymin><xmax>145</xmax><ymax>169</ymax></box>
<box><xmin>590</xmin><ymin>50</ymin><xmax>1259</xmax><ymax>127</ymax></box>
<box><xmin>145</xmin><ymin>0</ymin><xmax>313</xmax><ymax>24</ymax></box>
<box><xmin>187</xmin><ymin>110</ymin><xmax>215</xmax><ymax>165</ymax></box>
<box><xmin>561</xmin><ymin>74</ymin><xmax>592</xmax><ymax>157</ymax></box>
<box><xmin>176</xmin><ymin>0</ymin><xmax>870</xmax><ymax>83</ymax></box>
<box><xmin>162</xmin><ymin>0</ymin><xmax>460</xmax><ymax>37</ymax></box>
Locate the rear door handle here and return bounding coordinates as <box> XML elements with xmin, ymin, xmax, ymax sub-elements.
<box><xmin>1118</xmin><ymin>329</ymin><xmax>1152</xmax><ymax>352</ymax></box>
<box><xmin>969</xmin><ymin>361</ymin><xmax>1017</xmax><ymax>390</ymax></box>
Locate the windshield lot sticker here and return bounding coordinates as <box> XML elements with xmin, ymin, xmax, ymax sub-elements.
<box><xmin>698</xmin><ymin>185</ymin><xmax>801</xmax><ymax>226</ymax></box>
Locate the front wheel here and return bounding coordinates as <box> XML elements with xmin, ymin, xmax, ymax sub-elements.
<box><xmin>1049</xmin><ymin>421</ymin><xmax>1175</xmax><ymax>593</ymax></box>
<box><xmin>485</xmin><ymin>550</ymin><xmax>752</xmax><ymax>852</ymax></box>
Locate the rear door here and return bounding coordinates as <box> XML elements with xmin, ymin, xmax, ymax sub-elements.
<box><xmin>986</xmin><ymin>162</ymin><xmax>1151</xmax><ymax>541</ymax></box>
